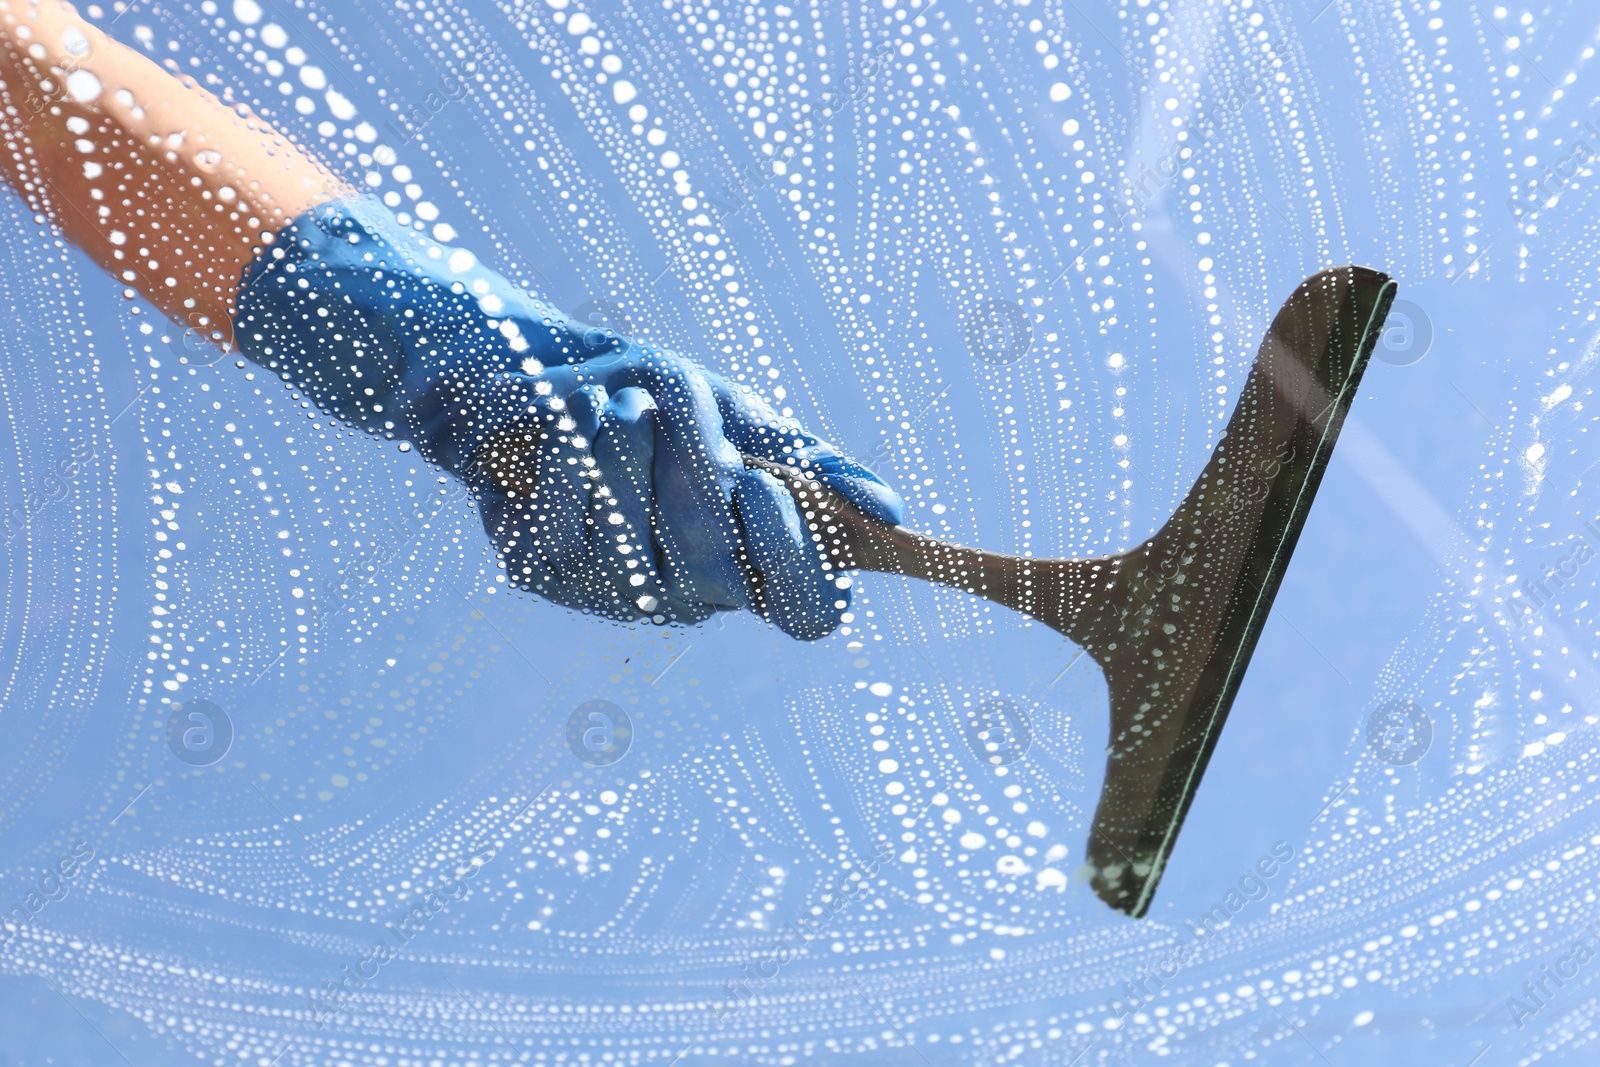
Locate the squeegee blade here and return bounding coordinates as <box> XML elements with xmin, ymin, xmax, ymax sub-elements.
<box><xmin>1079</xmin><ymin>266</ymin><xmax>1397</xmax><ymax>917</ymax></box>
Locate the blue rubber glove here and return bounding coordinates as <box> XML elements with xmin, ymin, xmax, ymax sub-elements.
<box><xmin>233</xmin><ymin>196</ymin><xmax>902</xmax><ymax>639</ymax></box>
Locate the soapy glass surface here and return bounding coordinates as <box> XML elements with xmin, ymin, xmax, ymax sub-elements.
<box><xmin>0</xmin><ymin>1</ymin><xmax>1594</xmax><ymax>1063</ymax></box>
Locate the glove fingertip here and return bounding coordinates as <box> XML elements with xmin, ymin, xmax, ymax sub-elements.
<box><xmin>732</xmin><ymin>471</ymin><xmax>850</xmax><ymax>641</ymax></box>
<box><xmin>822</xmin><ymin>470</ymin><xmax>906</xmax><ymax>526</ymax></box>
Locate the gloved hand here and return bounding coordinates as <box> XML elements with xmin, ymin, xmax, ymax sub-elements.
<box><xmin>467</xmin><ymin>347</ymin><xmax>903</xmax><ymax>637</ymax></box>
<box><xmin>233</xmin><ymin>196</ymin><xmax>902</xmax><ymax>639</ymax></box>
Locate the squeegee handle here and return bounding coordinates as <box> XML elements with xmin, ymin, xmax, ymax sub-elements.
<box><xmin>742</xmin><ymin>455</ymin><xmax>1110</xmax><ymax>641</ymax></box>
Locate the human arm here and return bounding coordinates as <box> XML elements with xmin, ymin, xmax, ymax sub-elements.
<box><xmin>234</xmin><ymin>198</ymin><xmax>902</xmax><ymax>636</ymax></box>
<box><xmin>0</xmin><ymin>0</ymin><xmax>341</xmax><ymax>343</ymax></box>
<box><xmin>0</xmin><ymin>0</ymin><xmax>902</xmax><ymax>638</ymax></box>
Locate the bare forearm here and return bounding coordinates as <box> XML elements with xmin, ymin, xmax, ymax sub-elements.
<box><xmin>0</xmin><ymin>0</ymin><xmax>345</xmax><ymax>344</ymax></box>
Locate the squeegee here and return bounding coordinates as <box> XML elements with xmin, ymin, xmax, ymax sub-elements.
<box><xmin>756</xmin><ymin>265</ymin><xmax>1396</xmax><ymax>916</ymax></box>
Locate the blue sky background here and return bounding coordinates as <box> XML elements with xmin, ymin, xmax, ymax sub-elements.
<box><xmin>2</xmin><ymin>0</ymin><xmax>1599</xmax><ymax>1063</ymax></box>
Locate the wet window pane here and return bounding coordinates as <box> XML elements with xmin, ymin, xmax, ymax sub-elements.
<box><xmin>0</xmin><ymin>0</ymin><xmax>1590</xmax><ymax>1063</ymax></box>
